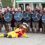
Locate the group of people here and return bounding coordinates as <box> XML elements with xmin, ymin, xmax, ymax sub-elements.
<box><xmin>0</xmin><ymin>5</ymin><xmax>45</xmax><ymax>34</ymax></box>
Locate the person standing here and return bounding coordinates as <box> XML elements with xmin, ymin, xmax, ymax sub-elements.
<box><xmin>42</xmin><ymin>7</ymin><xmax>45</xmax><ymax>33</ymax></box>
<box><xmin>32</xmin><ymin>8</ymin><xmax>40</xmax><ymax>33</ymax></box>
<box><xmin>3</xmin><ymin>6</ymin><xmax>11</xmax><ymax>32</ymax></box>
<box><xmin>0</xmin><ymin>7</ymin><xmax>3</xmax><ymax>32</ymax></box>
<box><xmin>23</xmin><ymin>5</ymin><xmax>32</xmax><ymax>33</ymax></box>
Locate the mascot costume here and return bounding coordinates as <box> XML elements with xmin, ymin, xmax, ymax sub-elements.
<box><xmin>0</xmin><ymin>23</ymin><xmax>28</xmax><ymax>38</ymax></box>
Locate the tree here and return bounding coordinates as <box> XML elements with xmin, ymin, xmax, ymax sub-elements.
<box><xmin>2</xmin><ymin>0</ymin><xmax>12</xmax><ymax>7</ymax></box>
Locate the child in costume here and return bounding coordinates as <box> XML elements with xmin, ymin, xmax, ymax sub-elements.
<box><xmin>0</xmin><ymin>23</ymin><xmax>28</xmax><ymax>38</ymax></box>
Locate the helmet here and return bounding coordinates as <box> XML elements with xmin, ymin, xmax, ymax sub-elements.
<box><xmin>19</xmin><ymin>22</ymin><xmax>29</xmax><ymax>30</ymax></box>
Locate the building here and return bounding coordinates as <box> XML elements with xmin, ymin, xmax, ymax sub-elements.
<box><xmin>15</xmin><ymin>0</ymin><xmax>45</xmax><ymax>10</ymax></box>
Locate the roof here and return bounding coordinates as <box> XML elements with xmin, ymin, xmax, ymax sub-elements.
<box><xmin>16</xmin><ymin>0</ymin><xmax>45</xmax><ymax>3</ymax></box>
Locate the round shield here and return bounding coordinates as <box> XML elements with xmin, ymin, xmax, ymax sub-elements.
<box><xmin>42</xmin><ymin>15</ymin><xmax>45</xmax><ymax>24</ymax></box>
<box><xmin>32</xmin><ymin>13</ymin><xmax>41</xmax><ymax>21</ymax></box>
<box><xmin>14</xmin><ymin>12</ymin><xmax>23</xmax><ymax>21</ymax></box>
<box><xmin>4</xmin><ymin>12</ymin><xmax>12</xmax><ymax>22</ymax></box>
<box><xmin>23</xmin><ymin>12</ymin><xmax>31</xmax><ymax>21</ymax></box>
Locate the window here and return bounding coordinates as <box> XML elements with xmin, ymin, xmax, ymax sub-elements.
<box><xmin>19</xmin><ymin>4</ymin><xmax>24</xmax><ymax>10</ymax></box>
<box><xmin>33</xmin><ymin>3</ymin><xmax>39</xmax><ymax>9</ymax></box>
<box><xmin>42</xmin><ymin>3</ymin><xmax>45</xmax><ymax>8</ymax></box>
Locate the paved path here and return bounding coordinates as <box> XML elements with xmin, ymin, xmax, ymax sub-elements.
<box><xmin>0</xmin><ymin>33</ymin><xmax>45</xmax><ymax>45</ymax></box>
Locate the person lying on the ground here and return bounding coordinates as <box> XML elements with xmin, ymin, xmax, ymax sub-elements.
<box><xmin>0</xmin><ymin>23</ymin><xmax>29</xmax><ymax>38</ymax></box>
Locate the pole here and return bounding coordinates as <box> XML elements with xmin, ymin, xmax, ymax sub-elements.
<box><xmin>13</xmin><ymin>0</ymin><xmax>15</xmax><ymax>8</ymax></box>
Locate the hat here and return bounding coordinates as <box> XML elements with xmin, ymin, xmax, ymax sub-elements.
<box><xmin>19</xmin><ymin>22</ymin><xmax>29</xmax><ymax>30</ymax></box>
<box><xmin>23</xmin><ymin>22</ymin><xmax>29</xmax><ymax>27</ymax></box>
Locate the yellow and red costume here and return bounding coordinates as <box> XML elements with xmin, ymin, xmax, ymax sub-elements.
<box><xmin>0</xmin><ymin>24</ymin><xmax>28</xmax><ymax>38</ymax></box>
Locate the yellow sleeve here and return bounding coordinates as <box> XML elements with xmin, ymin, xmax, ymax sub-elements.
<box><xmin>7</xmin><ymin>31</ymin><xmax>18</xmax><ymax>38</ymax></box>
<box><xmin>0</xmin><ymin>34</ymin><xmax>4</xmax><ymax>38</ymax></box>
<box><xmin>7</xmin><ymin>31</ymin><xmax>15</xmax><ymax>36</ymax></box>
<box><xmin>14</xmin><ymin>28</ymin><xmax>20</xmax><ymax>32</ymax></box>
